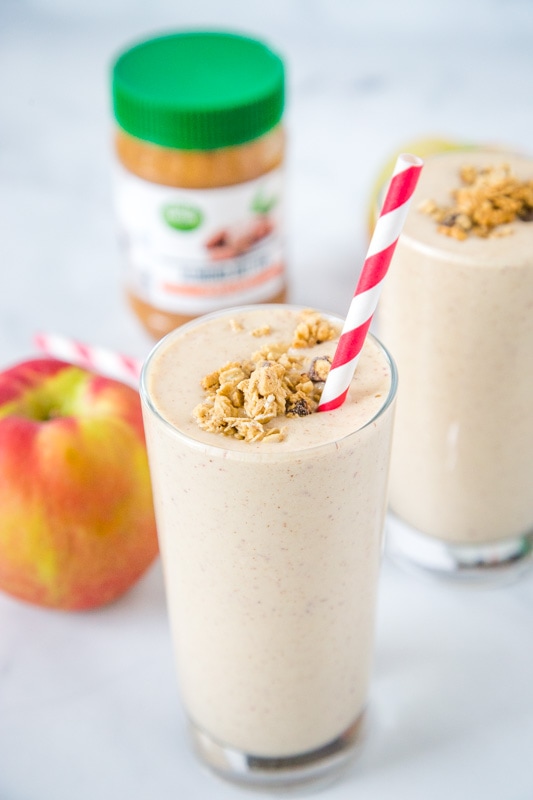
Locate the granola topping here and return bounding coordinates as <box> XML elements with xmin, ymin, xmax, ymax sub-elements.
<box><xmin>252</xmin><ymin>325</ymin><xmax>271</xmax><ymax>337</ymax></box>
<box><xmin>419</xmin><ymin>163</ymin><xmax>533</xmax><ymax>240</ymax></box>
<box><xmin>292</xmin><ymin>309</ymin><xmax>338</xmax><ymax>348</ymax></box>
<box><xmin>308</xmin><ymin>356</ymin><xmax>332</xmax><ymax>383</ymax></box>
<box><xmin>193</xmin><ymin>311</ymin><xmax>337</xmax><ymax>442</ymax></box>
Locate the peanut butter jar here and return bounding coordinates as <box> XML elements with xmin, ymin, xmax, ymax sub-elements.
<box><xmin>111</xmin><ymin>31</ymin><xmax>287</xmax><ymax>338</ymax></box>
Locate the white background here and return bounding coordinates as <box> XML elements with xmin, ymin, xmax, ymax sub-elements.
<box><xmin>1</xmin><ymin>1</ymin><xmax>533</xmax><ymax>799</ymax></box>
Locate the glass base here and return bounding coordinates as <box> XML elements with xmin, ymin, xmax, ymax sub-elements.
<box><xmin>386</xmin><ymin>513</ymin><xmax>533</xmax><ymax>587</ymax></box>
<box><xmin>188</xmin><ymin>710</ymin><xmax>367</xmax><ymax>790</ymax></box>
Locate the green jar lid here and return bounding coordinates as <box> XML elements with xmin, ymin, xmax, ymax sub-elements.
<box><xmin>111</xmin><ymin>31</ymin><xmax>285</xmax><ymax>151</ymax></box>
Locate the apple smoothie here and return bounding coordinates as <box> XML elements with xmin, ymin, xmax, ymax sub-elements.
<box><xmin>379</xmin><ymin>150</ymin><xmax>533</xmax><ymax>575</ymax></box>
<box><xmin>140</xmin><ymin>304</ymin><xmax>396</xmax><ymax>785</ymax></box>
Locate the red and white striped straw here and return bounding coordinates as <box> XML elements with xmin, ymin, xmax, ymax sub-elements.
<box><xmin>317</xmin><ymin>153</ymin><xmax>423</xmax><ymax>412</ymax></box>
<box><xmin>34</xmin><ymin>332</ymin><xmax>142</xmax><ymax>386</ymax></box>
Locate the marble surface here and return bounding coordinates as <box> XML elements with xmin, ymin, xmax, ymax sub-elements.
<box><xmin>1</xmin><ymin>1</ymin><xmax>533</xmax><ymax>798</ymax></box>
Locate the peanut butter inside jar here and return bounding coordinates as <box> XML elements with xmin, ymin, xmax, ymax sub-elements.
<box><xmin>111</xmin><ymin>31</ymin><xmax>287</xmax><ymax>339</ymax></box>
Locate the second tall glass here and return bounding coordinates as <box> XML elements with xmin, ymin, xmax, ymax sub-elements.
<box><xmin>380</xmin><ymin>149</ymin><xmax>533</xmax><ymax>584</ymax></box>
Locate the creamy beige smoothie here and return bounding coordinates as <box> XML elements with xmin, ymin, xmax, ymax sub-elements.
<box><xmin>140</xmin><ymin>304</ymin><xmax>395</xmax><ymax>776</ymax></box>
<box><xmin>379</xmin><ymin>150</ymin><xmax>533</xmax><ymax>550</ymax></box>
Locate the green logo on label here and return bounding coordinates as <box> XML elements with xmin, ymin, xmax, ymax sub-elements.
<box><xmin>251</xmin><ymin>190</ymin><xmax>277</xmax><ymax>215</ymax></box>
<box><xmin>162</xmin><ymin>204</ymin><xmax>203</xmax><ymax>231</ymax></box>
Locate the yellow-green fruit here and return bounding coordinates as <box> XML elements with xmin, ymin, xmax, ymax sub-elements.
<box><xmin>366</xmin><ymin>137</ymin><xmax>478</xmax><ymax>236</ymax></box>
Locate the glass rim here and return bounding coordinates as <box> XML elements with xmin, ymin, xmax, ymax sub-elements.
<box><xmin>140</xmin><ymin>304</ymin><xmax>398</xmax><ymax>462</ymax></box>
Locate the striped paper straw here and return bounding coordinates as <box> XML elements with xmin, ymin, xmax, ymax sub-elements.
<box><xmin>317</xmin><ymin>153</ymin><xmax>423</xmax><ymax>412</ymax></box>
<box><xmin>34</xmin><ymin>332</ymin><xmax>142</xmax><ymax>386</ymax></box>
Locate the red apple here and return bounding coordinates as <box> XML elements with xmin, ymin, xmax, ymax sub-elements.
<box><xmin>0</xmin><ymin>357</ymin><xmax>158</xmax><ymax>610</ymax></box>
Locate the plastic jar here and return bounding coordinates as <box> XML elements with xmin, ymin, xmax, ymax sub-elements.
<box><xmin>111</xmin><ymin>31</ymin><xmax>287</xmax><ymax>338</ymax></box>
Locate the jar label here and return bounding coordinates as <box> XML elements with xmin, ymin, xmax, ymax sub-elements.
<box><xmin>114</xmin><ymin>166</ymin><xmax>286</xmax><ymax>315</ymax></box>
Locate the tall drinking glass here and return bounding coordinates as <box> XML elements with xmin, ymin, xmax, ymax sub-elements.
<box><xmin>380</xmin><ymin>150</ymin><xmax>533</xmax><ymax>584</ymax></box>
<box><xmin>140</xmin><ymin>304</ymin><xmax>397</xmax><ymax>788</ymax></box>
